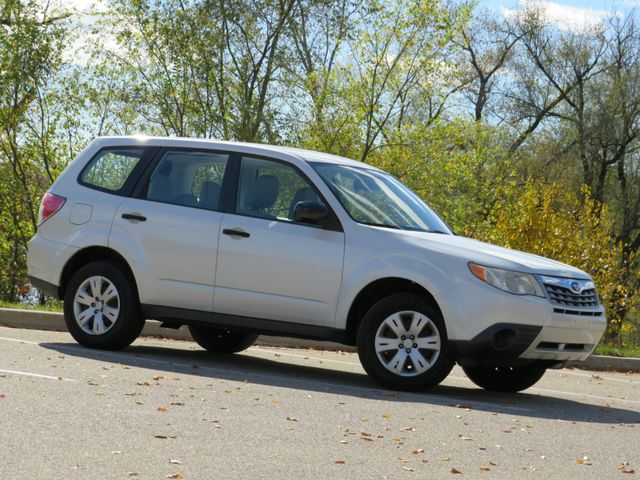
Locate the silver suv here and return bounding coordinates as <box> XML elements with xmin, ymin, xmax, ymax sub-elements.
<box><xmin>28</xmin><ymin>137</ymin><xmax>606</xmax><ymax>392</ymax></box>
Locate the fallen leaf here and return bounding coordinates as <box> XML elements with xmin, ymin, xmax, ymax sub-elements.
<box><xmin>402</xmin><ymin>467</ymin><xmax>414</xmax><ymax>472</ymax></box>
<box><xmin>361</xmin><ymin>437</ymin><xmax>374</xmax><ymax>442</ymax></box>
<box><xmin>127</xmin><ymin>473</ymin><xmax>139</xmax><ymax>477</ymax></box>
<box><xmin>619</xmin><ymin>462</ymin><xmax>635</xmax><ymax>474</ymax></box>
<box><xmin>157</xmin><ymin>407</ymin><xmax>168</xmax><ymax>412</ymax></box>
<box><xmin>459</xmin><ymin>435</ymin><xmax>473</xmax><ymax>441</ymax></box>
<box><xmin>153</xmin><ymin>375</ymin><xmax>165</xmax><ymax>380</ymax></box>
<box><xmin>0</xmin><ymin>394</ymin><xmax>4</xmax><ymax>399</ymax></box>
<box><xmin>136</xmin><ymin>382</ymin><xmax>151</xmax><ymax>387</ymax></box>
<box><xmin>111</xmin><ymin>451</ymin><xmax>122</xmax><ymax>455</ymax></box>
<box><xmin>402</xmin><ymin>427</ymin><xmax>416</xmax><ymax>432</ymax></box>
<box><xmin>170</xmin><ymin>402</ymin><xmax>184</xmax><ymax>406</ymax></box>
<box><xmin>411</xmin><ymin>449</ymin><xmax>425</xmax><ymax>455</ymax></box>
<box><xmin>286</xmin><ymin>416</ymin><xmax>298</xmax><ymax>422</ymax></box>
<box><xmin>480</xmin><ymin>467</ymin><xmax>490</xmax><ymax>472</ymax></box>
<box><xmin>154</xmin><ymin>434</ymin><xmax>177</xmax><ymax>439</ymax></box>
<box><xmin>335</xmin><ymin>460</ymin><xmax>345</xmax><ymax>464</ymax></box>
<box><xmin>502</xmin><ymin>428</ymin><xmax>512</xmax><ymax>433</ymax></box>
<box><xmin>339</xmin><ymin>440</ymin><xmax>347</xmax><ymax>444</ymax></box>
<box><xmin>592</xmin><ymin>375</ymin><xmax>603</xmax><ymax>381</ymax></box>
<box><xmin>87</xmin><ymin>380</ymin><xmax>99</xmax><ymax>386</ymax></box>
<box><xmin>450</xmin><ymin>467</ymin><xmax>462</xmax><ymax>474</ymax></box>
<box><xmin>135</xmin><ymin>400</ymin><xmax>144</xmax><ymax>405</ymax></box>
<box><xmin>166</xmin><ymin>474</ymin><xmax>182</xmax><ymax>479</ymax></box>
<box><xmin>383</xmin><ymin>413</ymin><xmax>391</xmax><ymax>419</ymax></box>
<box><xmin>489</xmin><ymin>461</ymin><xmax>498</xmax><ymax>466</ymax></box>
<box><xmin>361</xmin><ymin>432</ymin><xmax>372</xmax><ymax>436</ymax></box>
<box><xmin>124</xmin><ymin>392</ymin><xmax>138</xmax><ymax>396</ymax></box>
<box><xmin>169</xmin><ymin>459</ymin><xmax>182</xmax><ymax>465</ymax></box>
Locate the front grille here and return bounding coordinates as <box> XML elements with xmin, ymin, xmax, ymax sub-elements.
<box><xmin>544</xmin><ymin>283</ymin><xmax>599</xmax><ymax>308</ymax></box>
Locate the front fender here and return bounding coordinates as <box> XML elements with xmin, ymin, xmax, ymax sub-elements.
<box><xmin>334</xmin><ymin>251</ymin><xmax>468</xmax><ymax>330</ymax></box>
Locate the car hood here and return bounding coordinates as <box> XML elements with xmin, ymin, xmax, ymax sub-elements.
<box><xmin>386</xmin><ymin>229</ymin><xmax>591</xmax><ymax>280</ymax></box>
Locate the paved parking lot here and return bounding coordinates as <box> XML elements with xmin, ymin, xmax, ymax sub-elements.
<box><xmin>0</xmin><ymin>325</ymin><xmax>638</xmax><ymax>479</ymax></box>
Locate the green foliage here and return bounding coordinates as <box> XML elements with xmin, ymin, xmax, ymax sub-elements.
<box><xmin>0</xmin><ymin>0</ymin><xmax>69</xmax><ymax>300</ymax></box>
<box><xmin>474</xmin><ymin>182</ymin><xmax>632</xmax><ymax>342</ymax></box>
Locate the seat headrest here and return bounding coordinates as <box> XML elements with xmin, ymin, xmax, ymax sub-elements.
<box><xmin>246</xmin><ymin>175</ymin><xmax>279</xmax><ymax>210</ymax></box>
<box><xmin>201</xmin><ymin>181</ymin><xmax>221</xmax><ymax>209</ymax></box>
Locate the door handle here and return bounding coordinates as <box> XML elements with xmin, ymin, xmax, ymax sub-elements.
<box><xmin>122</xmin><ymin>213</ymin><xmax>147</xmax><ymax>222</ymax></box>
<box><xmin>223</xmin><ymin>228</ymin><xmax>250</xmax><ymax>238</ymax></box>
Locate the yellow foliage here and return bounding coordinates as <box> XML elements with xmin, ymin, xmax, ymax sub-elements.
<box><xmin>470</xmin><ymin>181</ymin><xmax>634</xmax><ymax>339</ymax></box>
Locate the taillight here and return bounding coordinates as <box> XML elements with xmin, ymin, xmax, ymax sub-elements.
<box><xmin>38</xmin><ymin>192</ymin><xmax>66</xmax><ymax>225</ymax></box>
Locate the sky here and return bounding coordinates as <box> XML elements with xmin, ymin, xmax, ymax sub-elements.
<box><xmin>477</xmin><ymin>0</ymin><xmax>636</xmax><ymax>31</ymax></box>
<box><xmin>482</xmin><ymin>0</ymin><xmax>633</xmax><ymax>10</ymax></box>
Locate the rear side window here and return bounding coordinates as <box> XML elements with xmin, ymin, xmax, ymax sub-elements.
<box><xmin>146</xmin><ymin>150</ymin><xmax>229</xmax><ymax>210</ymax></box>
<box><xmin>81</xmin><ymin>149</ymin><xmax>143</xmax><ymax>192</ymax></box>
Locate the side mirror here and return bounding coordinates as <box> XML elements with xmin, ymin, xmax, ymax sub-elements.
<box><xmin>293</xmin><ymin>201</ymin><xmax>329</xmax><ymax>224</ymax></box>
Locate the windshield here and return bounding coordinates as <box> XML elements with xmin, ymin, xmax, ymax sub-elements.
<box><xmin>312</xmin><ymin>163</ymin><xmax>451</xmax><ymax>233</ymax></box>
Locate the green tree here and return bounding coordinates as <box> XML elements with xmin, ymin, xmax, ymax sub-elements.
<box><xmin>0</xmin><ymin>0</ymin><xmax>69</xmax><ymax>300</ymax></box>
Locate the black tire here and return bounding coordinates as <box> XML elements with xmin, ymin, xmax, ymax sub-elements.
<box><xmin>462</xmin><ymin>364</ymin><xmax>547</xmax><ymax>392</ymax></box>
<box><xmin>188</xmin><ymin>325</ymin><xmax>258</xmax><ymax>353</ymax></box>
<box><xmin>357</xmin><ymin>293</ymin><xmax>454</xmax><ymax>392</ymax></box>
<box><xmin>64</xmin><ymin>260</ymin><xmax>144</xmax><ymax>350</ymax></box>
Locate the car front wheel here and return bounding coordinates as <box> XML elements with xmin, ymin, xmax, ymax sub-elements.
<box><xmin>462</xmin><ymin>364</ymin><xmax>547</xmax><ymax>392</ymax></box>
<box><xmin>357</xmin><ymin>293</ymin><xmax>454</xmax><ymax>391</ymax></box>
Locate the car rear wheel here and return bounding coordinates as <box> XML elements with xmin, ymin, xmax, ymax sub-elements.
<box><xmin>64</xmin><ymin>261</ymin><xmax>144</xmax><ymax>350</ymax></box>
<box><xmin>462</xmin><ymin>364</ymin><xmax>547</xmax><ymax>392</ymax></box>
<box><xmin>188</xmin><ymin>325</ymin><xmax>258</xmax><ymax>353</ymax></box>
<box><xmin>357</xmin><ymin>293</ymin><xmax>454</xmax><ymax>391</ymax></box>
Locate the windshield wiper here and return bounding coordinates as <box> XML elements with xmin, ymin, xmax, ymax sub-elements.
<box><xmin>428</xmin><ymin>230</ymin><xmax>450</xmax><ymax>234</ymax></box>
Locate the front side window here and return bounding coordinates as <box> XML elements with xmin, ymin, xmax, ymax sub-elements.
<box><xmin>146</xmin><ymin>150</ymin><xmax>228</xmax><ymax>210</ymax></box>
<box><xmin>236</xmin><ymin>157</ymin><xmax>322</xmax><ymax>222</ymax></box>
<box><xmin>313</xmin><ymin>163</ymin><xmax>450</xmax><ymax>233</ymax></box>
<box><xmin>81</xmin><ymin>149</ymin><xmax>143</xmax><ymax>192</ymax></box>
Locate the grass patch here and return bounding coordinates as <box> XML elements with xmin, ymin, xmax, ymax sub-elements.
<box><xmin>595</xmin><ymin>343</ymin><xmax>640</xmax><ymax>358</ymax></box>
<box><xmin>0</xmin><ymin>300</ymin><xmax>63</xmax><ymax>312</ymax></box>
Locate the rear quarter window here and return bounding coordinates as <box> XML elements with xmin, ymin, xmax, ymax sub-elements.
<box><xmin>80</xmin><ymin>149</ymin><xmax>144</xmax><ymax>193</ymax></box>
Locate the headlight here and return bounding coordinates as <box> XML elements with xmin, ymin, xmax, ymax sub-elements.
<box><xmin>468</xmin><ymin>263</ymin><xmax>545</xmax><ymax>297</ymax></box>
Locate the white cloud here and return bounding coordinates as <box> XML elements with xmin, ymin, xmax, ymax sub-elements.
<box><xmin>502</xmin><ymin>1</ymin><xmax>609</xmax><ymax>32</ymax></box>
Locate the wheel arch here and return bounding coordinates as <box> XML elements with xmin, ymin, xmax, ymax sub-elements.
<box><xmin>344</xmin><ymin>277</ymin><xmax>443</xmax><ymax>345</ymax></box>
<box><xmin>59</xmin><ymin>246</ymin><xmax>139</xmax><ymax>301</ymax></box>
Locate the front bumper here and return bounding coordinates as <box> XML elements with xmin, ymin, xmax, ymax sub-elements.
<box><xmin>440</xmin><ymin>278</ymin><xmax>607</xmax><ymax>365</ymax></box>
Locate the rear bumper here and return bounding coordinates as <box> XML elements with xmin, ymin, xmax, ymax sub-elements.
<box><xmin>28</xmin><ymin>276</ymin><xmax>59</xmax><ymax>298</ymax></box>
<box><xmin>27</xmin><ymin>234</ymin><xmax>79</xmax><ymax>299</ymax></box>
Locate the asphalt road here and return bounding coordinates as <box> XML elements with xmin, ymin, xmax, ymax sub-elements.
<box><xmin>0</xmin><ymin>326</ymin><xmax>638</xmax><ymax>479</ymax></box>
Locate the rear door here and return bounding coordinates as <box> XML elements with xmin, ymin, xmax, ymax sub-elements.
<box><xmin>214</xmin><ymin>155</ymin><xmax>345</xmax><ymax>327</ymax></box>
<box><xmin>110</xmin><ymin>149</ymin><xmax>231</xmax><ymax>311</ymax></box>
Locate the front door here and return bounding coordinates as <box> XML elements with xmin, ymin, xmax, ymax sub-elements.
<box><xmin>214</xmin><ymin>155</ymin><xmax>345</xmax><ymax>327</ymax></box>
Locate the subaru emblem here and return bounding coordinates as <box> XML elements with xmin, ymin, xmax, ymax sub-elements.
<box><xmin>570</xmin><ymin>281</ymin><xmax>582</xmax><ymax>293</ymax></box>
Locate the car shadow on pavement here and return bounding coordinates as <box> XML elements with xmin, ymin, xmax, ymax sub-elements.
<box><xmin>42</xmin><ymin>341</ymin><xmax>640</xmax><ymax>425</ymax></box>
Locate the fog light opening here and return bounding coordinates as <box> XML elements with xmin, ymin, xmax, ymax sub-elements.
<box><xmin>492</xmin><ymin>328</ymin><xmax>517</xmax><ymax>350</ymax></box>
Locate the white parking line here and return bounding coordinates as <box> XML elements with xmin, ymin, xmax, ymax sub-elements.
<box><xmin>547</xmin><ymin>368</ymin><xmax>640</xmax><ymax>385</ymax></box>
<box><xmin>0</xmin><ymin>368</ymin><xmax>74</xmax><ymax>382</ymax></box>
<box><xmin>0</xmin><ymin>335</ymin><xmax>40</xmax><ymax>345</ymax></box>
